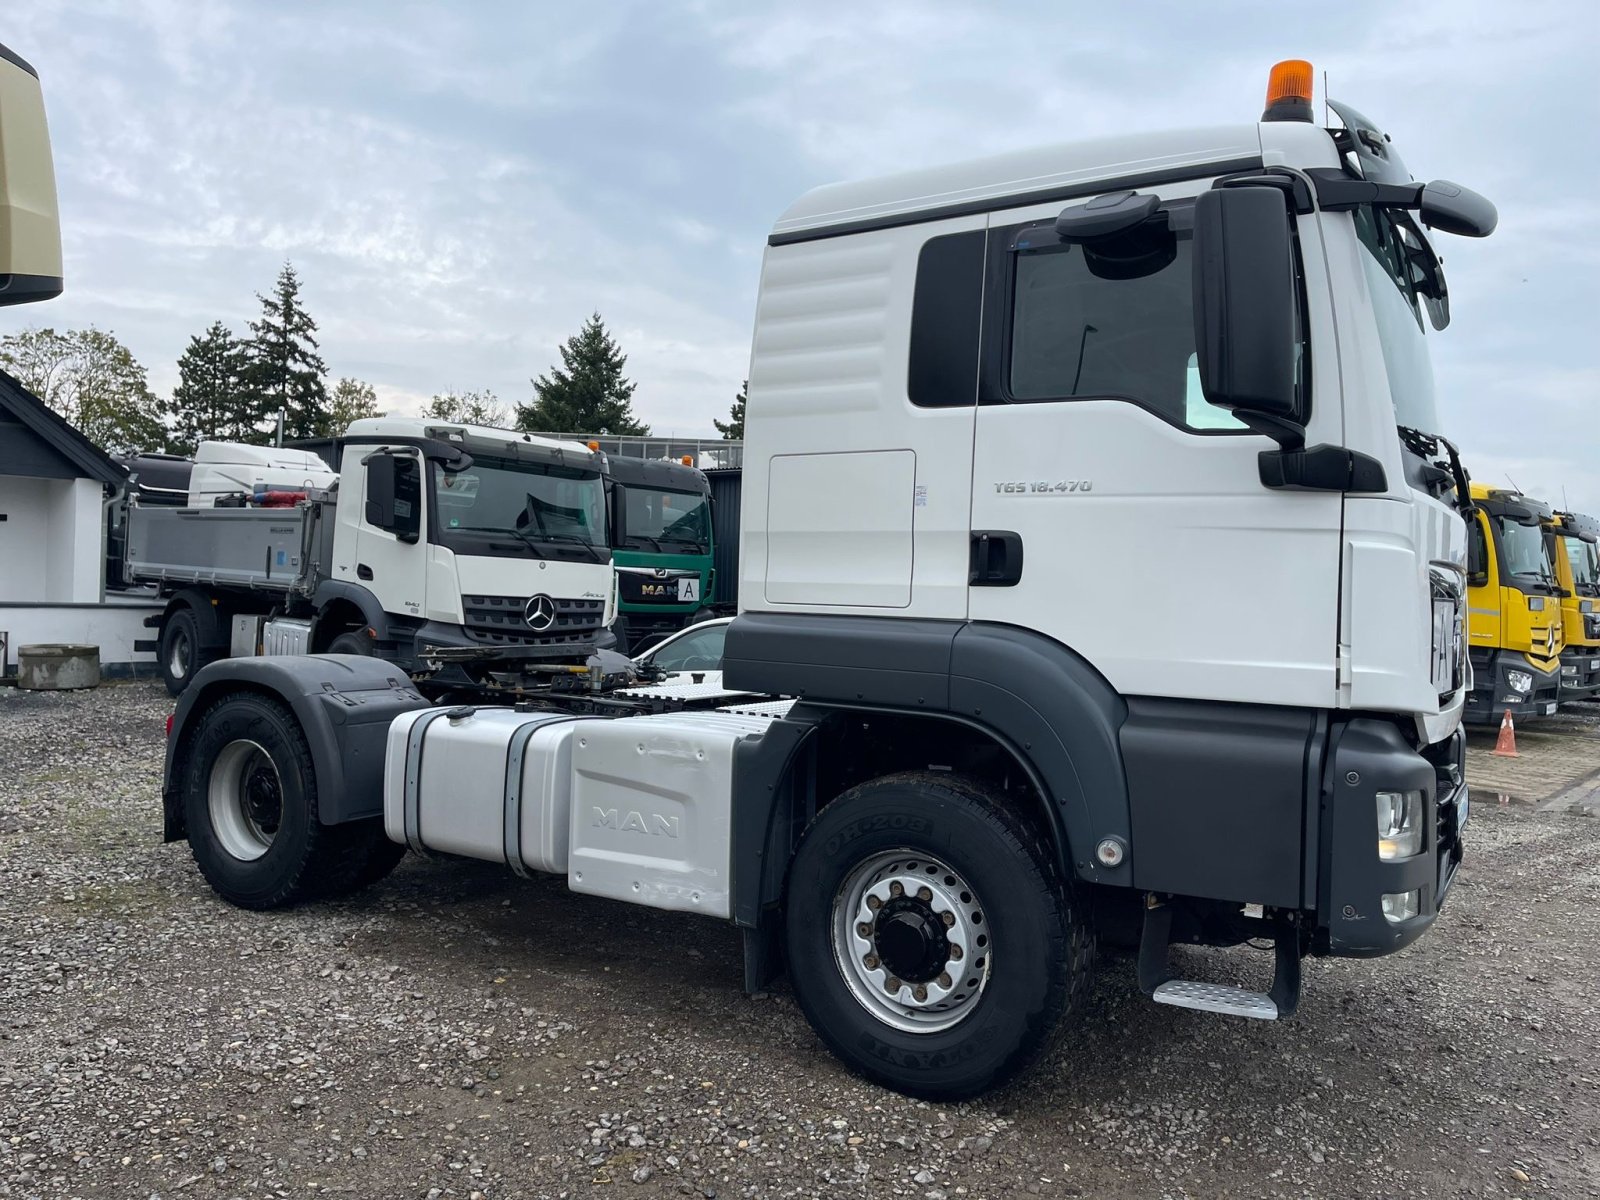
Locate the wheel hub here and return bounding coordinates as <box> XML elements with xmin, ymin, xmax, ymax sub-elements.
<box><xmin>872</xmin><ymin>897</ymin><xmax>950</xmax><ymax>983</ymax></box>
<box><xmin>832</xmin><ymin>851</ymin><xmax>992</xmax><ymax>1033</ymax></box>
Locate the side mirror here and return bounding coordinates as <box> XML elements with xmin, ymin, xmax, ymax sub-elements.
<box><xmin>364</xmin><ymin>452</ymin><xmax>399</xmax><ymax>530</ymax></box>
<box><xmin>0</xmin><ymin>44</ymin><xmax>64</xmax><ymax>306</ymax></box>
<box><xmin>1418</xmin><ymin>180</ymin><xmax>1497</xmax><ymax>239</ymax></box>
<box><xmin>1191</xmin><ymin>186</ymin><xmax>1300</xmax><ymax>431</ymax></box>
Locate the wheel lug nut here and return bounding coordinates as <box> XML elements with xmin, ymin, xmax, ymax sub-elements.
<box><xmin>940</xmin><ymin>911</ymin><xmax>955</xmax><ymax>927</ymax></box>
<box><xmin>863</xmin><ymin>954</ymin><xmax>880</xmax><ymax>970</ymax></box>
<box><xmin>913</xmin><ymin>984</ymin><xmax>928</xmax><ymax>1002</ymax></box>
<box><xmin>866</xmin><ymin>895</ymin><xmax>882</xmax><ymax>911</ymax></box>
<box><xmin>857</xmin><ymin>922</ymin><xmax>873</xmax><ymax>937</ymax></box>
<box><xmin>948</xmin><ymin>944</ymin><xmax>963</xmax><ymax>961</ymax></box>
<box><xmin>889</xmin><ymin>881</ymin><xmax>904</xmax><ymax>898</ymax></box>
<box><xmin>917</xmin><ymin>886</ymin><xmax>932</xmax><ymax>902</ymax></box>
<box><xmin>884</xmin><ymin>977</ymin><xmax>902</xmax><ymax>994</ymax></box>
<box><xmin>938</xmin><ymin>972</ymin><xmax>953</xmax><ymax>988</ymax></box>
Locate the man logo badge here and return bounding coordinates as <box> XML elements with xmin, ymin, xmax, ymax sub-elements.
<box><xmin>524</xmin><ymin>594</ymin><xmax>557</xmax><ymax>632</ymax></box>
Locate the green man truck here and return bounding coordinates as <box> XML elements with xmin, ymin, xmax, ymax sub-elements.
<box><xmin>604</xmin><ymin>453</ymin><xmax>715</xmax><ymax>650</ymax></box>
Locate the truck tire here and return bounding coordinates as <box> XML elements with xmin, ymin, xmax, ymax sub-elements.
<box><xmin>319</xmin><ymin>822</ymin><xmax>407</xmax><ymax>897</ymax></box>
<box><xmin>784</xmin><ymin>772</ymin><xmax>1092</xmax><ymax>1099</ymax></box>
<box><xmin>326</xmin><ymin>631</ymin><xmax>374</xmax><ymax>655</ymax></box>
<box><xmin>160</xmin><ymin>607</ymin><xmax>214</xmax><ymax>697</ymax></box>
<box><xmin>181</xmin><ymin>691</ymin><xmax>370</xmax><ymax>909</ymax></box>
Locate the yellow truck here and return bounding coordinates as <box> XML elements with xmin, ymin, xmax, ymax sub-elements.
<box><xmin>1465</xmin><ymin>482</ymin><xmax>1563</xmax><ymax>722</ymax></box>
<box><xmin>1550</xmin><ymin>510</ymin><xmax>1600</xmax><ymax>701</ymax></box>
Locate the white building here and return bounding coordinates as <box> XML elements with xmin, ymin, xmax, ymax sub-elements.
<box><xmin>0</xmin><ymin>369</ymin><xmax>160</xmax><ymax>676</ymax></box>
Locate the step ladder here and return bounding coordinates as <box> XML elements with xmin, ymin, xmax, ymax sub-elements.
<box><xmin>1138</xmin><ymin>898</ymin><xmax>1301</xmax><ymax>1020</ymax></box>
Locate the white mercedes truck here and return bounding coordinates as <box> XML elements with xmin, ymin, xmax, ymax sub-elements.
<box><xmin>162</xmin><ymin>61</ymin><xmax>1490</xmax><ymax>1099</ymax></box>
<box><xmin>124</xmin><ymin>418</ymin><xmax>619</xmax><ymax>696</ymax></box>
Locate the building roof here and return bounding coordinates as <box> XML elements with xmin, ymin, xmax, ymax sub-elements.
<box><xmin>0</xmin><ymin>367</ymin><xmax>128</xmax><ymax>487</ymax></box>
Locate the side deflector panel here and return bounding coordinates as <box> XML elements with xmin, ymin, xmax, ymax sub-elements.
<box><xmin>569</xmin><ymin>712</ymin><xmax>777</xmax><ymax>919</ymax></box>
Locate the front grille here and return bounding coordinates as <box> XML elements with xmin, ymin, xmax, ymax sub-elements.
<box><xmin>462</xmin><ymin>594</ymin><xmax>606</xmax><ymax>646</ymax></box>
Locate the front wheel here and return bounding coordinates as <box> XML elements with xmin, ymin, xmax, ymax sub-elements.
<box><xmin>182</xmin><ymin>692</ymin><xmax>372</xmax><ymax>909</ymax></box>
<box><xmin>784</xmin><ymin>772</ymin><xmax>1092</xmax><ymax>1099</ymax></box>
<box><xmin>326</xmin><ymin>631</ymin><xmax>375</xmax><ymax>656</ymax></box>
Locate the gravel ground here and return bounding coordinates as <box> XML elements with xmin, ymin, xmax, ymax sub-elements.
<box><xmin>1</xmin><ymin>680</ymin><xmax>1597</xmax><ymax>1200</ymax></box>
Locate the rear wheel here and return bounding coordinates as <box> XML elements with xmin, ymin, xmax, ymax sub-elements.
<box><xmin>784</xmin><ymin>772</ymin><xmax>1092</xmax><ymax>1099</ymax></box>
<box><xmin>159</xmin><ymin>607</ymin><xmax>213</xmax><ymax>697</ymax></box>
<box><xmin>182</xmin><ymin>692</ymin><xmax>381</xmax><ymax>908</ymax></box>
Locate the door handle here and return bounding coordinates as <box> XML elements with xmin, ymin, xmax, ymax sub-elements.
<box><xmin>356</xmin><ymin>563</ymin><xmax>374</xmax><ymax>581</ymax></box>
<box><xmin>969</xmin><ymin>530</ymin><xmax>1024</xmax><ymax>587</ymax></box>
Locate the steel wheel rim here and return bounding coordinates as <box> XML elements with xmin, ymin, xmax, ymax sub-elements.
<box><xmin>208</xmin><ymin>739</ymin><xmax>282</xmax><ymax>861</ymax></box>
<box><xmin>169</xmin><ymin>629</ymin><xmax>191</xmax><ymax>680</ymax></box>
<box><xmin>831</xmin><ymin>849</ymin><xmax>992</xmax><ymax>1034</ymax></box>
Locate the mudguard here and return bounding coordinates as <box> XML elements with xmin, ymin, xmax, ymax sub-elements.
<box><xmin>161</xmin><ymin>654</ymin><xmax>430</xmax><ymax>841</ymax></box>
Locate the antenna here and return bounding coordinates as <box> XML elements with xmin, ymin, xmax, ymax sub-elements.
<box><xmin>1505</xmin><ymin>472</ymin><xmax>1521</xmax><ymax>493</ymax></box>
<box><xmin>1323</xmin><ymin>70</ymin><xmax>1329</xmax><ymax>125</ymax></box>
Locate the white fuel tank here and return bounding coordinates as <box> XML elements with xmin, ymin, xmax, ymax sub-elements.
<box><xmin>567</xmin><ymin>711</ymin><xmax>776</xmax><ymax>919</ymax></box>
<box><xmin>383</xmin><ymin>706</ymin><xmax>779</xmax><ymax>919</ymax></box>
<box><xmin>383</xmin><ymin>707</ymin><xmax>596</xmax><ymax>874</ymax></box>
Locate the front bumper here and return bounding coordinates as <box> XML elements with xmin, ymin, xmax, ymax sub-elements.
<box><xmin>1319</xmin><ymin>722</ymin><xmax>1465</xmax><ymax>958</ymax></box>
<box><xmin>1464</xmin><ymin>650</ymin><xmax>1561</xmax><ymax>723</ymax></box>
<box><xmin>1558</xmin><ymin>647</ymin><xmax>1600</xmax><ymax>701</ymax></box>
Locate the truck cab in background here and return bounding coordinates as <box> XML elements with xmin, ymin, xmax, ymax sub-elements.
<box><xmin>1465</xmin><ymin>482</ymin><xmax>1564</xmax><ymax>721</ymax></box>
<box><xmin>124</xmin><ymin>419</ymin><xmax>617</xmax><ymax>695</ymax></box>
<box><xmin>1549</xmin><ymin>510</ymin><xmax>1600</xmax><ymax>701</ymax></box>
<box><xmin>604</xmin><ymin>453</ymin><xmax>715</xmax><ymax>651</ymax></box>
<box><xmin>0</xmin><ymin>43</ymin><xmax>62</xmax><ymax>308</ymax></box>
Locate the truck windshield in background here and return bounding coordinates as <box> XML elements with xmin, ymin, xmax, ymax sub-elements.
<box><xmin>1497</xmin><ymin>515</ymin><xmax>1554</xmax><ymax>586</ymax></box>
<box><xmin>432</xmin><ymin>458</ymin><xmax>606</xmax><ymax>559</ymax></box>
<box><xmin>1355</xmin><ymin>206</ymin><xmax>1442</xmax><ymax>437</ymax></box>
<box><xmin>1565</xmin><ymin>538</ymin><xmax>1600</xmax><ymax>594</ymax></box>
<box><xmin>620</xmin><ymin>486</ymin><xmax>710</xmax><ymax>552</ymax></box>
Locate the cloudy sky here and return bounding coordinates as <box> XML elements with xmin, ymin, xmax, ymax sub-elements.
<box><xmin>3</xmin><ymin>1</ymin><xmax>1596</xmax><ymax>502</ymax></box>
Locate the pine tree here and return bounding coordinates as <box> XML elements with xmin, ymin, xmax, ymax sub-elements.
<box><xmin>422</xmin><ymin>388</ymin><xmax>511</xmax><ymax>428</ymax></box>
<box><xmin>244</xmin><ymin>262</ymin><xmax>330</xmax><ymax>442</ymax></box>
<box><xmin>169</xmin><ymin>321</ymin><xmax>253</xmax><ymax>452</ymax></box>
<box><xmin>326</xmin><ymin>377</ymin><xmax>382</xmax><ymax>434</ymax></box>
<box><xmin>714</xmin><ymin>379</ymin><xmax>746</xmax><ymax>440</ymax></box>
<box><xmin>517</xmin><ymin>312</ymin><xmax>649</xmax><ymax>436</ymax></box>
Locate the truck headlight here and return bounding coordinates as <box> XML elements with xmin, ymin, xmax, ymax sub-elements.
<box><xmin>1528</xmin><ymin>597</ymin><xmax>1545</xmax><ymax>611</ymax></box>
<box><xmin>1582</xmin><ymin>600</ymin><xmax>1595</xmax><ymax>615</ymax></box>
<box><xmin>1506</xmin><ymin>669</ymin><xmax>1533</xmax><ymax>694</ymax></box>
<box><xmin>1376</xmin><ymin>789</ymin><xmax>1423</xmax><ymax>861</ymax></box>
<box><xmin>1562</xmin><ymin>663</ymin><xmax>1578</xmax><ymax>677</ymax></box>
<box><xmin>1382</xmin><ymin>890</ymin><xmax>1421</xmax><ymax>923</ymax></box>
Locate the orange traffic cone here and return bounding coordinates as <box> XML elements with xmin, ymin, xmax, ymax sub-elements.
<box><xmin>1492</xmin><ymin>709</ymin><xmax>1518</xmax><ymax>757</ymax></box>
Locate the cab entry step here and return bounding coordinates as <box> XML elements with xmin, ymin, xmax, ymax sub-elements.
<box><xmin>1152</xmin><ymin>978</ymin><xmax>1279</xmax><ymax>1020</ymax></box>
<box><xmin>1137</xmin><ymin>897</ymin><xmax>1301</xmax><ymax>1021</ymax></box>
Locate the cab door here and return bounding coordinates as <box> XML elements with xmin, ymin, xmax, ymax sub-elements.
<box><xmin>967</xmin><ymin>183</ymin><xmax>1344</xmax><ymax>708</ymax></box>
<box><xmin>354</xmin><ymin>449</ymin><xmax>428</xmax><ymax>621</ymax></box>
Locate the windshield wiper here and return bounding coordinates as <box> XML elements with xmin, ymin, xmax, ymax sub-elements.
<box><xmin>624</xmin><ymin>534</ymin><xmax>665</xmax><ymax>551</ymax></box>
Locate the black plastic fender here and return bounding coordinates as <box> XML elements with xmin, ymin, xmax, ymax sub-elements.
<box><xmin>311</xmin><ymin>580</ymin><xmax>391</xmax><ymax>641</ymax></box>
<box><xmin>162</xmin><ymin>654</ymin><xmax>430</xmax><ymax>841</ymax></box>
<box><xmin>722</xmin><ymin>613</ymin><xmax>1132</xmax><ymax>892</ymax></box>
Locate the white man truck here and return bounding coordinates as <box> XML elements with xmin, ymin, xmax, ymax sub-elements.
<box><xmin>124</xmin><ymin>418</ymin><xmax>618</xmax><ymax>696</ymax></box>
<box><xmin>156</xmin><ymin>61</ymin><xmax>1491</xmax><ymax>1099</ymax></box>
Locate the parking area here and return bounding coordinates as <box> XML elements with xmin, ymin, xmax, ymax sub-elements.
<box><xmin>1</xmin><ymin>680</ymin><xmax>1597</xmax><ymax>1200</ymax></box>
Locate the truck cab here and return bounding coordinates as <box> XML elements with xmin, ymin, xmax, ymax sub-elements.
<box><xmin>336</xmin><ymin>418</ymin><xmax>617</xmax><ymax>660</ymax></box>
<box><xmin>1465</xmin><ymin>482</ymin><xmax>1564</xmax><ymax>721</ymax></box>
<box><xmin>604</xmin><ymin>454</ymin><xmax>715</xmax><ymax>650</ymax></box>
<box><xmin>1550</xmin><ymin>510</ymin><xmax>1600</xmax><ymax>701</ymax></box>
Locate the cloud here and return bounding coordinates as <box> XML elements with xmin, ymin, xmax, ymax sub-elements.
<box><xmin>0</xmin><ymin>0</ymin><xmax>1593</xmax><ymax>481</ymax></box>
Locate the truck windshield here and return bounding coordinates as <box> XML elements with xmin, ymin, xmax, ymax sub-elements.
<box><xmin>621</xmin><ymin>486</ymin><xmax>710</xmax><ymax>551</ymax></box>
<box><xmin>1565</xmin><ymin>538</ymin><xmax>1600</xmax><ymax>592</ymax></box>
<box><xmin>1354</xmin><ymin>206</ymin><xmax>1441</xmax><ymax>437</ymax></box>
<box><xmin>432</xmin><ymin>458</ymin><xmax>606</xmax><ymax>558</ymax></box>
<box><xmin>1496</xmin><ymin>517</ymin><xmax>1553</xmax><ymax>584</ymax></box>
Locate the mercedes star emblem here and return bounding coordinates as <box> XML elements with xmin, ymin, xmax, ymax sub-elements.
<box><xmin>524</xmin><ymin>594</ymin><xmax>557</xmax><ymax>632</ymax></box>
